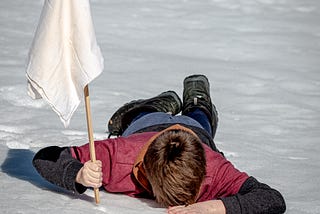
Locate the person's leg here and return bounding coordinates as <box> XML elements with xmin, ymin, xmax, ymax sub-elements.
<box><xmin>122</xmin><ymin>111</ymin><xmax>205</xmax><ymax>137</ymax></box>
<box><xmin>182</xmin><ymin>74</ymin><xmax>218</xmax><ymax>138</ymax></box>
<box><xmin>107</xmin><ymin>91</ymin><xmax>182</xmax><ymax>136</ymax></box>
<box><xmin>184</xmin><ymin>108</ymin><xmax>212</xmax><ymax>136</ymax></box>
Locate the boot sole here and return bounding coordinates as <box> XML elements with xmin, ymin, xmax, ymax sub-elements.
<box><xmin>108</xmin><ymin>90</ymin><xmax>181</xmax><ymax>135</ymax></box>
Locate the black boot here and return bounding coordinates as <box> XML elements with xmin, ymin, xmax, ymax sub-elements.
<box><xmin>182</xmin><ymin>74</ymin><xmax>218</xmax><ymax>138</ymax></box>
<box><xmin>108</xmin><ymin>91</ymin><xmax>182</xmax><ymax>136</ymax></box>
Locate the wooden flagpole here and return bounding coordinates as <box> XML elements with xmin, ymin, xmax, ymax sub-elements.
<box><xmin>84</xmin><ymin>85</ymin><xmax>100</xmax><ymax>204</ymax></box>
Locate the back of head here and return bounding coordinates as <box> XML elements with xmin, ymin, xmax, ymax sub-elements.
<box><xmin>144</xmin><ymin>129</ymin><xmax>206</xmax><ymax>207</ymax></box>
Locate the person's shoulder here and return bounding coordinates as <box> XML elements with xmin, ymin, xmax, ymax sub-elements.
<box><xmin>113</xmin><ymin>132</ymin><xmax>160</xmax><ymax>164</ymax></box>
<box><xmin>128</xmin><ymin>131</ymin><xmax>159</xmax><ymax>138</ymax></box>
<box><xmin>97</xmin><ymin>131</ymin><xmax>158</xmax><ymax>144</ymax></box>
<box><xmin>109</xmin><ymin>132</ymin><xmax>160</xmax><ymax>150</ymax></box>
<box><xmin>121</xmin><ymin>131</ymin><xmax>159</xmax><ymax>142</ymax></box>
<box><xmin>203</xmin><ymin>144</ymin><xmax>233</xmax><ymax>171</ymax></box>
<box><xmin>203</xmin><ymin>144</ymin><xmax>225</xmax><ymax>159</ymax></box>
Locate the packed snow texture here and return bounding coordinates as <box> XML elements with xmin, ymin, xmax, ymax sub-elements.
<box><xmin>1</xmin><ymin>0</ymin><xmax>320</xmax><ymax>213</ymax></box>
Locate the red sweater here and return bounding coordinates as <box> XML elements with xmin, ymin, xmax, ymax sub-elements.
<box><xmin>71</xmin><ymin>131</ymin><xmax>249</xmax><ymax>201</ymax></box>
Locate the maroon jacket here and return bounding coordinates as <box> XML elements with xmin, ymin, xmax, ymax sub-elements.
<box><xmin>33</xmin><ymin>128</ymin><xmax>286</xmax><ymax>213</ymax></box>
<box><xmin>71</xmin><ymin>131</ymin><xmax>248</xmax><ymax>201</ymax></box>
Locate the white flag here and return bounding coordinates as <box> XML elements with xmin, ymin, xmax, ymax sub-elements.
<box><xmin>26</xmin><ymin>0</ymin><xmax>104</xmax><ymax>127</ymax></box>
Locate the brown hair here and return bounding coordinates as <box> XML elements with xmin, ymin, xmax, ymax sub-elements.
<box><xmin>143</xmin><ymin>129</ymin><xmax>206</xmax><ymax>207</ymax></box>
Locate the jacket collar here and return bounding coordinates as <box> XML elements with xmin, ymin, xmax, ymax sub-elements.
<box><xmin>132</xmin><ymin>124</ymin><xmax>199</xmax><ymax>193</ymax></box>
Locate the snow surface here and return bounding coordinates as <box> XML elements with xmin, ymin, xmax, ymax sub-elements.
<box><xmin>1</xmin><ymin>0</ymin><xmax>320</xmax><ymax>213</ymax></box>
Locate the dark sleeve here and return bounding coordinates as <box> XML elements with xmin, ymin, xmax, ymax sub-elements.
<box><xmin>220</xmin><ymin>176</ymin><xmax>286</xmax><ymax>214</ymax></box>
<box><xmin>32</xmin><ymin>146</ymin><xmax>87</xmax><ymax>194</ymax></box>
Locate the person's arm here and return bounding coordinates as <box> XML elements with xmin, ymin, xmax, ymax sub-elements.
<box><xmin>220</xmin><ymin>176</ymin><xmax>286</xmax><ymax>214</ymax></box>
<box><xmin>32</xmin><ymin>146</ymin><xmax>87</xmax><ymax>193</ymax></box>
<box><xmin>168</xmin><ymin>176</ymin><xmax>286</xmax><ymax>214</ymax></box>
<box><xmin>168</xmin><ymin>200</ymin><xmax>226</xmax><ymax>214</ymax></box>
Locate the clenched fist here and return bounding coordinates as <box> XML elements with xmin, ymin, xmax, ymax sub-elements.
<box><xmin>76</xmin><ymin>160</ymin><xmax>103</xmax><ymax>188</ymax></box>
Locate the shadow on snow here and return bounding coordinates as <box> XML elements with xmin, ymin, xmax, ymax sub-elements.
<box><xmin>1</xmin><ymin>149</ymin><xmax>93</xmax><ymax>202</ymax></box>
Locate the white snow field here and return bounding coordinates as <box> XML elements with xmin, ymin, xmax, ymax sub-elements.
<box><xmin>1</xmin><ymin>0</ymin><xmax>320</xmax><ymax>213</ymax></box>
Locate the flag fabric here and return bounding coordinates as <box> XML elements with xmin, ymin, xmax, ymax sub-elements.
<box><xmin>26</xmin><ymin>0</ymin><xmax>104</xmax><ymax>127</ymax></box>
